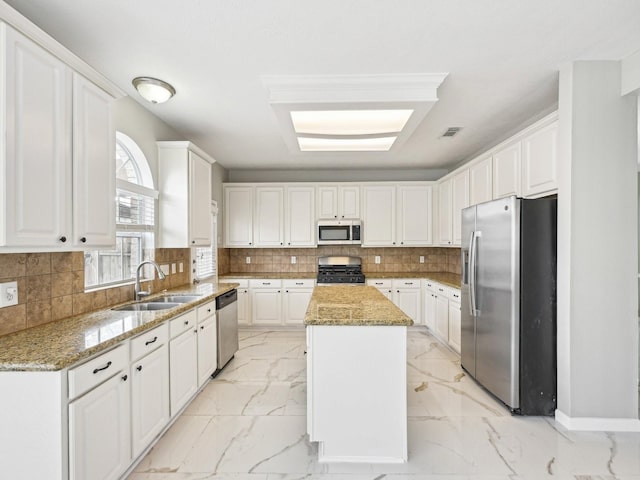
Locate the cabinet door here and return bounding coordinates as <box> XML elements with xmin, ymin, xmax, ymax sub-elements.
<box><xmin>362</xmin><ymin>185</ymin><xmax>395</xmax><ymax>246</ymax></box>
<box><xmin>522</xmin><ymin>121</ymin><xmax>558</xmax><ymax>197</ymax></box>
<box><xmin>69</xmin><ymin>372</ymin><xmax>131</xmax><ymax>480</ymax></box>
<box><xmin>224</xmin><ymin>186</ymin><xmax>253</xmax><ymax>247</ymax></box>
<box><xmin>435</xmin><ymin>294</ymin><xmax>449</xmax><ymax>341</ymax></box>
<box><xmin>72</xmin><ymin>73</ymin><xmax>115</xmax><ymax>247</ymax></box>
<box><xmin>493</xmin><ymin>142</ymin><xmax>521</xmax><ymax>199</ymax></box>
<box><xmin>394</xmin><ymin>288</ymin><xmax>422</xmax><ymax>325</ymax></box>
<box><xmin>284</xmin><ymin>288</ymin><xmax>313</xmax><ymax>325</ymax></box>
<box><xmin>397</xmin><ymin>185</ymin><xmax>432</xmax><ymax>246</ymax></box>
<box><xmin>438</xmin><ymin>179</ymin><xmax>453</xmax><ymax>246</ymax></box>
<box><xmin>237</xmin><ymin>288</ymin><xmax>251</xmax><ymax>326</ymax></box>
<box><xmin>339</xmin><ymin>185</ymin><xmax>360</xmax><ymax>219</ymax></box>
<box><xmin>317</xmin><ymin>186</ymin><xmax>338</xmax><ymax>219</ymax></box>
<box><xmin>286</xmin><ymin>186</ymin><xmax>316</xmax><ymax>247</ymax></box>
<box><xmin>197</xmin><ymin>316</ymin><xmax>218</xmax><ymax>386</ymax></box>
<box><xmin>469</xmin><ymin>157</ymin><xmax>492</xmax><ymax>206</ymax></box>
<box><xmin>252</xmin><ymin>289</ymin><xmax>283</xmax><ymax>325</ymax></box>
<box><xmin>3</xmin><ymin>25</ymin><xmax>72</xmax><ymax>247</ymax></box>
<box><xmin>448</xmin><ymin>300</ymin><xmax>461</xmax><ymax>353</ymax></box>
<box><xmin>131</xmin><ymin>345</ymin><xmax>169</xmax><ymax>458</ymax></box>
<box><xmin>424</xmin><ymin>290</ymin><xmax>437</xmax><ymax>331</ymax></box>
<box><xmin>452</xmin><ymin>170</ymin><xmax>470</xmax><ymax>246</ymax></box>
<box><xmin>254</xmin><ymin>187</ymin><xmax>284</xmax><ymax>247</ymax></box>
<box><xmin>169</xmin><ymin>328</ymin><xmax>198</xmax><ymax>416</ymax></box>
<box><xmin>189</xmin><ymin>151</ymin><xmax>212</xmax><ymax>246</ymax></box>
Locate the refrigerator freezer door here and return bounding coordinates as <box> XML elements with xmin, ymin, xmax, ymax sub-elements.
<box><xmin>474</xmin><ymin>196</ymin><xmax>520</xmax><ymax>410</ymax></box>
<box><xmin>460</xmin><ymin>205</ymin><xmax>476</xmax><ymax>376</ymax></box>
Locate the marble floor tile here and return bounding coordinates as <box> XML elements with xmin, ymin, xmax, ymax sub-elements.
<box><xmin>129</xmin><ymin>328</ymin><xmax>640</xmax><ymax>480</ymax></box>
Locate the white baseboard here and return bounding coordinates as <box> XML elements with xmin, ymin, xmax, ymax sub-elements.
<box><xmin>555</xmin><ymin>409</ymin><xmax>640</xmax><ymax>432</ymax></box>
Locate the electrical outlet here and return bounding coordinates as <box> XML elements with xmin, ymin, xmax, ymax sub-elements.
<box><xmin>245</xmin><ymin>256</ymin><xmax>251</xmax><ymax>264</ymax></box>
<box><xmin>160</xmin><ymin>264</ymin><xmax>170</xmax><ymax>275</ymax></box>
<box><xmin>375</xmin><ymin>256</ymin><xmax>381</xmax><ymax>264</ymax></box>
<box><xmin>0</xmin><ymin>281</ymin><xmax>18</xmax><ymax>308</ymax></box>
<box><xmin>179</xmin><ymin>262</ymin><xmax>184</xmax><ymax>273</ymax></box>
<box><xmin>171</xmin><ymin>263</ymin><xmax>177</xmax><ymax>274</ymax></box>
<box><xmin>291</xmin><ymin>256</ymin><xmax>297</xmax><ymax>264</ymax></box>
<box><xmin>419</xmin><ymin>256</ymin><xmax>425</xmax><ymax>264</ymax></box>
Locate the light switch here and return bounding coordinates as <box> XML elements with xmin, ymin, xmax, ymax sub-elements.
<box><xmin>0</xmin><ymin>281</ymin><xmax>18</xmax><ymax>308</ymax></box>
<box><xmin>179</xmin><ymin>262</ymin><xmax>184</xmax><ymax>273</ymax></box>
<box><xmin>171</xmin><ymin>263</ymin><xmax>177</xmax><ymax>274</ymax></box>
<box><xmin>291</xmin><ymin>256</ymin><xmax>297</xmax><ymax>264</ymax></box>
<box><xmin>375</xmin><ymin>256</ymin><xmax>381</xmax><ymax>264</ymax></box>
<box><xmin>419</xmin><ymin>256</ymin><xmax>425</xmax><ymax>263</ymax></box>
<box><xmin>246</xmin><ymin>257</ymin><xmax>251</xmax><ymax>264</ymax></box>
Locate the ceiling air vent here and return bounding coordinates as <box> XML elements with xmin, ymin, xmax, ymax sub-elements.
<box><xmin>440</xmin><ymin>127</ymin><xmax>462</xmax><ymax>138</ymax></box>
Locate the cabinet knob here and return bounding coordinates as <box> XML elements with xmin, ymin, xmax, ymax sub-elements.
<box><xmin>334</xmin><ymin>215</ymin><xmax>337</xmax><ymax>218</ymax></box>
<box><xmin>136</xmin><ymin>365</ymin><xmax>142</xmax><ymax>372</ymax></box>
<box><xmin>207</xmin><ymin>308</ymin><xmax>212</xmax><ymax>313</ymax></box>
<box><xmin>341</xmin><ymin>215</ymin><xmax>345</xmax><ymax>218</ymax></box>
<box><xmin>288</xmin><ymin>242</ymin><xmax>291</xmax><ymax>245</ymax></box>
<box><xmin>121</xmin><ymin>374</ymin><xmax>128</xmax><ymax>381</ymax></box>
<box><xmin>249</xmin><ymin>242</ymin><xmax>252</xmax><ymax>245</ymax></box>
<box><xmin>200</xmin><ymin>325</ymin><xmax>205</xmax><ymax>330</ymax></box>
<box><xmin>59</xmin><ymin>236</ymin><xmax>67</xmax><ymax>243</ymax></box>
<box><xmin>184</xmin><ymin>320</ymin><xmax>190</xmax><ymax>325</ymax></box>
<box><xmin>194</xmin><ymin>329</ymin><xmax>198</xmax><ymax>333</ymax></box>
<box><xmin>278</xmin><ymin>290</ymin><xmax>281</xmax><ymax>293</ymax></box>
<box><xmin>280</xmin><ymin>242</ymin><xmax>283</xmax><ymax>245</ymax></box>
<box><xmin>392</xmin><ymin>242</ymin><xmax>396</xmax><ymax>245</ymax></box>
<box><xmin>401</xmin><ymin>241</ymin><xmax>404</xmax><ymax>245</ymax></box>
<box><xmin>286</xmin><ymin>290</ymin><xmax>289</xmax><ymax>293</ymax></box>
<box><xmin>192</xmin><ymin>240</ymin><xmax>196</xmax><ymax>244</ymax></box>
<box><xmin>80</xmin><ymin>237</ymin><xmax>87</xmax><ymax>243</ymax></box>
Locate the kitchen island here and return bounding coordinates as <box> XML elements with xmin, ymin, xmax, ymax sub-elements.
<box><xmin>305</xmin><ymin>285</ymin><xmax>413</xmax><ymax>463</ymax></box>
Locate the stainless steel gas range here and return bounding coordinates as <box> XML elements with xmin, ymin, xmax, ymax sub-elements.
<box><xmin>317</xmin><ymin>256</ymin><xmax>365</xmax><ymax>285</ymax></box>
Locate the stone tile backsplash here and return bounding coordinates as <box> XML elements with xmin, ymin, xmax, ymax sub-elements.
<box><xmin>0</xmin><ymin>248</ymin><xmax>190</xmax><ymax>337</ymax></box>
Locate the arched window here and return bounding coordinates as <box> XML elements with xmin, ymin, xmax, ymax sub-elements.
<box><xmin>85</xmin><ymin>133</ymin><xmax>158</xmax><ymax>288</ymax></box>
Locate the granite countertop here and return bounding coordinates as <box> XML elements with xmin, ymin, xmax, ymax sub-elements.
<box><xmin>368</xmin><ymin>272</ymin><xmax>462</xmax><ymax>289</ymax></box>
<box><xmin>305</xmin><ymin>286</ymin><xmax>413</xmax><ymax>327</ymax></box>
<box><xmin>220</xmin><ymin>272</ymin><xmax>317</xmax><ymax>280</ymax></box>
<box><xmin>0</xmin><ymin>281</ymin><xmax>239</xmax><ymax>372</ymax></box>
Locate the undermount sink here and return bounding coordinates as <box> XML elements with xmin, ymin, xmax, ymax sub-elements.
<box><xmin>112</xmin><ymin>302</ymin><xmax>181</xmax><ymax>312</ymax></box>
<box><xmin>155</xmin><ymin>295</ymin><xmax>203</xmax><ymax>303</ymax></box>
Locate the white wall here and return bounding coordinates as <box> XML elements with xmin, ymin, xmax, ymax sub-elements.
<box><xmin>557</xmin><ymin>61</ymin><xmax>639</xmax><ymax>427</ymax></box>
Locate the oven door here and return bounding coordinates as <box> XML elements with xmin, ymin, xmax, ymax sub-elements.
<box><xmin>318</xmin><ymin>224</ymin><xmax>352</xmax><ymax>244</ymax></box>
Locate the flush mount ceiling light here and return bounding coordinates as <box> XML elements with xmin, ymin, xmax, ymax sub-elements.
<box><xmin>132</xmin><ymin>77</ymin><xmax>176</xmax><ymax>104</ymax></box>
<box><xmin>263</xmin><ymin>74</ymin><xmax>448</xmax><ymax>153</ymax></box>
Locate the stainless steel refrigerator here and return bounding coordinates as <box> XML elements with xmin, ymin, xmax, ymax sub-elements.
<box><xmin>461</xmin><ymin>195</ymin><xmax>556</xmax><ymax>415</ymax></box>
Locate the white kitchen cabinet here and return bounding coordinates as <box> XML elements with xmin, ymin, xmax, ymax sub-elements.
<box><xmin>521</xmin><ymin>120</ymin><xmax>558</xmax><ymax>198</ymax></box>
<box><xmin>448</xmin><ymin>297</ymin><xmax>461</xmax><ymax>354</ymax></box>
<box><xmin>393</xmin><ymin>279</ymin><xmax>422</xmax><ymax>325</ymax></box>
<box><xmin>283</xmin><ymin>279</ymin><xmax>314</xmax><ymax>325</ymax></box>
<box><xmin>197</xmin><ymin>301</ymin><xmax>218</xmax><ymax>386</ymax></box>
<box><xmin>469</xmin><ymin>156</ymin><xmax>492</xmax><ymax>206</ymax></box>
<box><xmin>362</xmin><ymin>184</ymin><xmax>396</xmax><ymax>246</ymax></box>
<box><xmin>367</xmin><ymin>279</ymin><xmax>394</xmax><ymax>300</ymax></box>
<box><xmin>254</xmin><ymin>186</ymin><xmax>285</xmax><ymax>247</ymax></box>
<box><xmin>423</xmin><ymin>281</ymin><xmax>438</xmax><ymax>331</ymax></box>
<box><xmin>1</xmin><ymin>25</ymin><xmax>116</xmax><ymax>249</ymax></box>
<box><xmin>317</xmin><ymin>184</ymin><xmax>360</xmax><ymax>220</ymax></box>
<box><xmin>169</xmin><ymin>311</ymin><xmax>199</xmax><ymax>416</ymax></box>
<box><xmin>130</xmin><ymin>344</ymin><xmax>169</xmax><ymax>459</ymax></box>
<box><xmin>396</xmin><ymin>185</ymin><xmax>433</xmax><ymax>246</ymax></box>
<box><xmin>68</xmin><ymin>367</ymin><xmax>131</xmax><ymax>480</ymax></box>
<box><xmin>72</xmin><ymin>73</ymin><xmax>115</xmax><ymax>247</ymax></box>
<box><xmin>224</xmin><ymin>186</ymin><xmax>254</xmax><ymax>247</ymax></box>
<box><xmin>452</xmin><ymin>169</ymin><xmax>470</xmax><ymax>246</ymax></box>
<box><xmin>226</xmin><ymin>279</ymin><xmax>251</xmax><ymax>326</ymax></box>
<box><xmin>250</xmin><ymin>279</ymin><xmax>283</xmax><ymax>325</ymax></box>
<box><xmin>437</xmin><ymin>178</ymin><xmax>453</xmax><ymax>246</ymax></box>
<box><xmin>158</xmin><ymin>142</ymin><xmax>214</xmax><ymax>248</ymax></box>
<box><xmin>434</xmin><ymin>286</ymin><xmax>450</xmax><ymax>342</ymax></box>
<box><xmin>285</xmin><ymin>186</ymin><xmax>316</xmax><ymax>247</ymax></box>
<box><xmin>493</xmin><ymin>141</ymin><xmax>521</xmax><ymax>199</ymax></box>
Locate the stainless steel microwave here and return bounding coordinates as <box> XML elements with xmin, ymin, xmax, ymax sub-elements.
<box><xmin>317</xmin><ymin>220</ymin><xmax>361</xmax><ymax>245</ymax></box>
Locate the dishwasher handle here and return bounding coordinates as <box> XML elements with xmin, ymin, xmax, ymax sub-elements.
<box><xmin>216</xmin><ymin>289</ymin><xmax>238</xmax><ymax>310</ymax></box>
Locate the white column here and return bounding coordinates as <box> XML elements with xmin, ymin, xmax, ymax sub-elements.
<box><xmin>556</xmin><ymin>60</ymin><xmax>640</xmax><ymax>431</ymax></box>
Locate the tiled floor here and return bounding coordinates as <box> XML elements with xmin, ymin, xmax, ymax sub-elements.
<box><xmin>127</xmin><ymin>328</ymin><xmax>640</xmax><ymax>480</ymax></box>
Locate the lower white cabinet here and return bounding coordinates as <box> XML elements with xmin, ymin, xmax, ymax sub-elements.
<box><xmin>448</xmin><ymin>298</ymin><xmax>461</xmax><ymax>354</ymax></box>
<box><xmin>240</xmin><ymin>278</ymin><xmax>314</xmax><ymax>326</ymax></box>
<box><xmin>368</xmin><ymin>279</ymin><xmax>394</xmax><ymax>300</ymax></box>
<box><xmin>435</xmin><ymin>293</ymin><xmax>450</xmax><ymax>342</ymax></box>
<box><xmin>169</xmin><ymin>312</ymin><xmax>199</xmax><ymax>417</ymax></box>
<box><xmin>68</xmin><ymin>368</ymin><xmax>131</xmax><ymax>480</ymax></box>
<box><xmin>423</xmin><ymin>281</ymin><xmax>438</xmax><ymax>331</ymax></box>
<box><xmin>226</xmin><ymin>279</ymin><xmax>250</xmax><ymax>325</ymax></box>
<box><xmin>197</xmin><ymin>300</ymin><xmax>218</xmax><ymax>386</ymax></box>
<box><xmin>251</xmin><ymin>279</ymin><xmax>283</xmax><ymax>325</ymax></box>
<box><xmin>392</xmin><ymin>279</ymin><xmax>422</xmax><ymax>325</ymax></box>
<box><xmin>130</xmin><ymin>344</ymin><xmax>169</xmax><ymax>458</ymax></box>
<box><xmin>283</xmin><ymin>279</ymin><xmax>314</xmax><ymax>325</ymax></box>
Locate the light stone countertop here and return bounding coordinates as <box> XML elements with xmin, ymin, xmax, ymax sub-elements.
<box><xmin>220</xmin><ymin>272</ymin><xmax>317</xmax><ymax>280</ymax></box>
<box><xmin>305</xmin><ymin>285</ymin><xmax>413</xmax><ymax>327</ymax></box>
<box><xmin>0</xmin><ymin>281</ymin><xmax>239</xmax><ymax>372</ymax></box>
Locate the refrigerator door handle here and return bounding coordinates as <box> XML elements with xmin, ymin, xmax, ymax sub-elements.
<box><xmin>470</xmin><ymin>230</ymin><xmax>481</xmax><ymax>316</ymax></box>
<box><xmin>466</xmin><ymin>231</ymin><xmax>475</xmax><ymax>316</ymax></box>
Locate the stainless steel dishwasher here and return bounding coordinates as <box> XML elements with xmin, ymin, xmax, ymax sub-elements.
<box><xmin>214</xmin><ymin>289</ymin><xmax>239</xmax><ymax>375</ymax></box>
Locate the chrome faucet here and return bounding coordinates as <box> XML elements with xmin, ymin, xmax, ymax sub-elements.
<box><xmin>135</xmin><ymin>260</ymin><xmax>166</xmax><ymax>301</ymax></box>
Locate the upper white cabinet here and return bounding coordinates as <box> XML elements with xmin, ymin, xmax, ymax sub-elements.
<box><xmin>224</xmin><ymin>186</ymin><xmax>254</xmax><ymax>247</ymax></box>
<box><xmin>469</xmin><ymin>156</ymin><xmax>492</xmax><ymax>206</ymax></box>
<box><xmin>396</xmin><ymin>185</ymin><xmax>433</xmax><ymax>246</ymax></box>
<box><xmin>158</xmin><ymin>142</ymin><xmax>214</xmax><ymax>248</ymax></box>
<box><xmin>521</xmin><ymin>120</ymin><xmax>558</xmax><ymax>198</ymax></box>
<box><xmin>451</xmin><ymin>169</ymin><xmax>469</xmax><ymax>246</ymax></box>
<box><xmin>254</xmin><ymin>186</ymin><xmax>284</xmax><ymax>247</ymax></box>
<box><xmin>285</xmin><ymin>186</ymin><xmax>316</xmax><ymax>247</ymax></box>
<box><xmin>492</xmin><ymin>141</ymin><xmax>521</xmax><ymax>199</ymax></box>
<box><xmin>362</xmin><ymin>185</ymin><xmax>396</xmax><ymax>246</ymax></box>
<box><xmin>0</xmin><ymin>24</ymin><xmax>116</xmax><ymax>248</ymax></box>
<box><xmin>317</xmin><ymin>184</ymin><xmax>360</xmax><ymax>219</ymax></box>
<box><xmin>437</xmin><ymin>178</ymin><xmax>453</xmax><ymax>246</ymax></box>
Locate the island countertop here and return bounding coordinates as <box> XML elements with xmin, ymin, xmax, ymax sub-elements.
<box><xmin>304</xmin><ymin>285</ymin><xmax>413</xmax><ymax>327</ymax></box>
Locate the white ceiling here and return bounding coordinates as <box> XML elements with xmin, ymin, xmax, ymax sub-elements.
<box><xmin>5</xmin><ymin>0</ymin><xmax>640</xmax><ymax>172</ymax></box>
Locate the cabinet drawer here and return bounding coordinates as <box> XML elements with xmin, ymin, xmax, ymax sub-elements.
<box><xmin>283</xmin><ymin>279</ymin><xmax>314</xmax><ymax>288</ymax></box>
<box><xmin>448</xmin><ymin>289</ymin><xmax>461</xmax><ymax>303</ymax></box>
<box><xmin>130</xmin><ymin>323</ymin><xmax>168</xmax><ymax>362</ymax></box>
<box><xmin>224</xmin><ymin>278</ymin><xmax>248</xmax><ymax>288</ymax></box>
<box><xmin>68</xmin><ymin>343</ymin><xmax>129</xmax><ymax>400</ymax></box>
<box><xmin>197</xmin><ymin>300</ymin><xmax>216</xmax><ymax>321</ymax></box>
<box><xmin>392</xmin><ymin>278</ymin><xmax>420</xmax><ymax>289</ymax></box>
<box><xmin>249</xmin><ymin>279</ymin><xmax>282</xmax><ymax>289</ymax></box>
<box><xmin>367</xmin><ymin>279</ymin><xmax>391</xmax><ymax>288</ymax></box>
<box><xmin>424</xmin><ymin>279</ymin><xmax>437</xmax><ymax>291</ymax></box>
<box><xmin>169</xmin><ymin>310</ymin><xmax>197</xmax><ymax>339</ymax></box>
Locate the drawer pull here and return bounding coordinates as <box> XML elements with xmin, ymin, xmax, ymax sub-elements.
<box><xmin>262</xmin><ymin>282</ymin><xmax>271</xmax><ymax>285</ymax></box>
<box><xmin>184</xmin><ymin>320</ymin><xmax>190</xmax><ymax>325</ymax></box>
<box><xmin>453</xmin><ymin>294</ymin><xmax>459</xmax><ymax>298</ymax></box>
<box><xmin>295</xmin><ymin>282</ymin><xmax>303</xmax><ymax>285</ymax></box>
<box><xmin>145</xmin><ymin>336</ymin><xmax>158</xmax><ymax>346</ymax></box>
<box><xmin>404</xmin><ymin>282</ymin><xmax>413</xmax><ymax>285</ymax></box>
<box><xmin>375</xmin><ymin>282</ymin><xmax>383</xmax><ymax>285</ymax></box>
<box><xmin>93</xmin><ymin>361</ymin><xmax>112</xmax><ymax>374</ymax></box>
<box><xmin>136</xmin><ymin>365</ymin><xmax>142</xmax><ymax>372</ymax></box>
